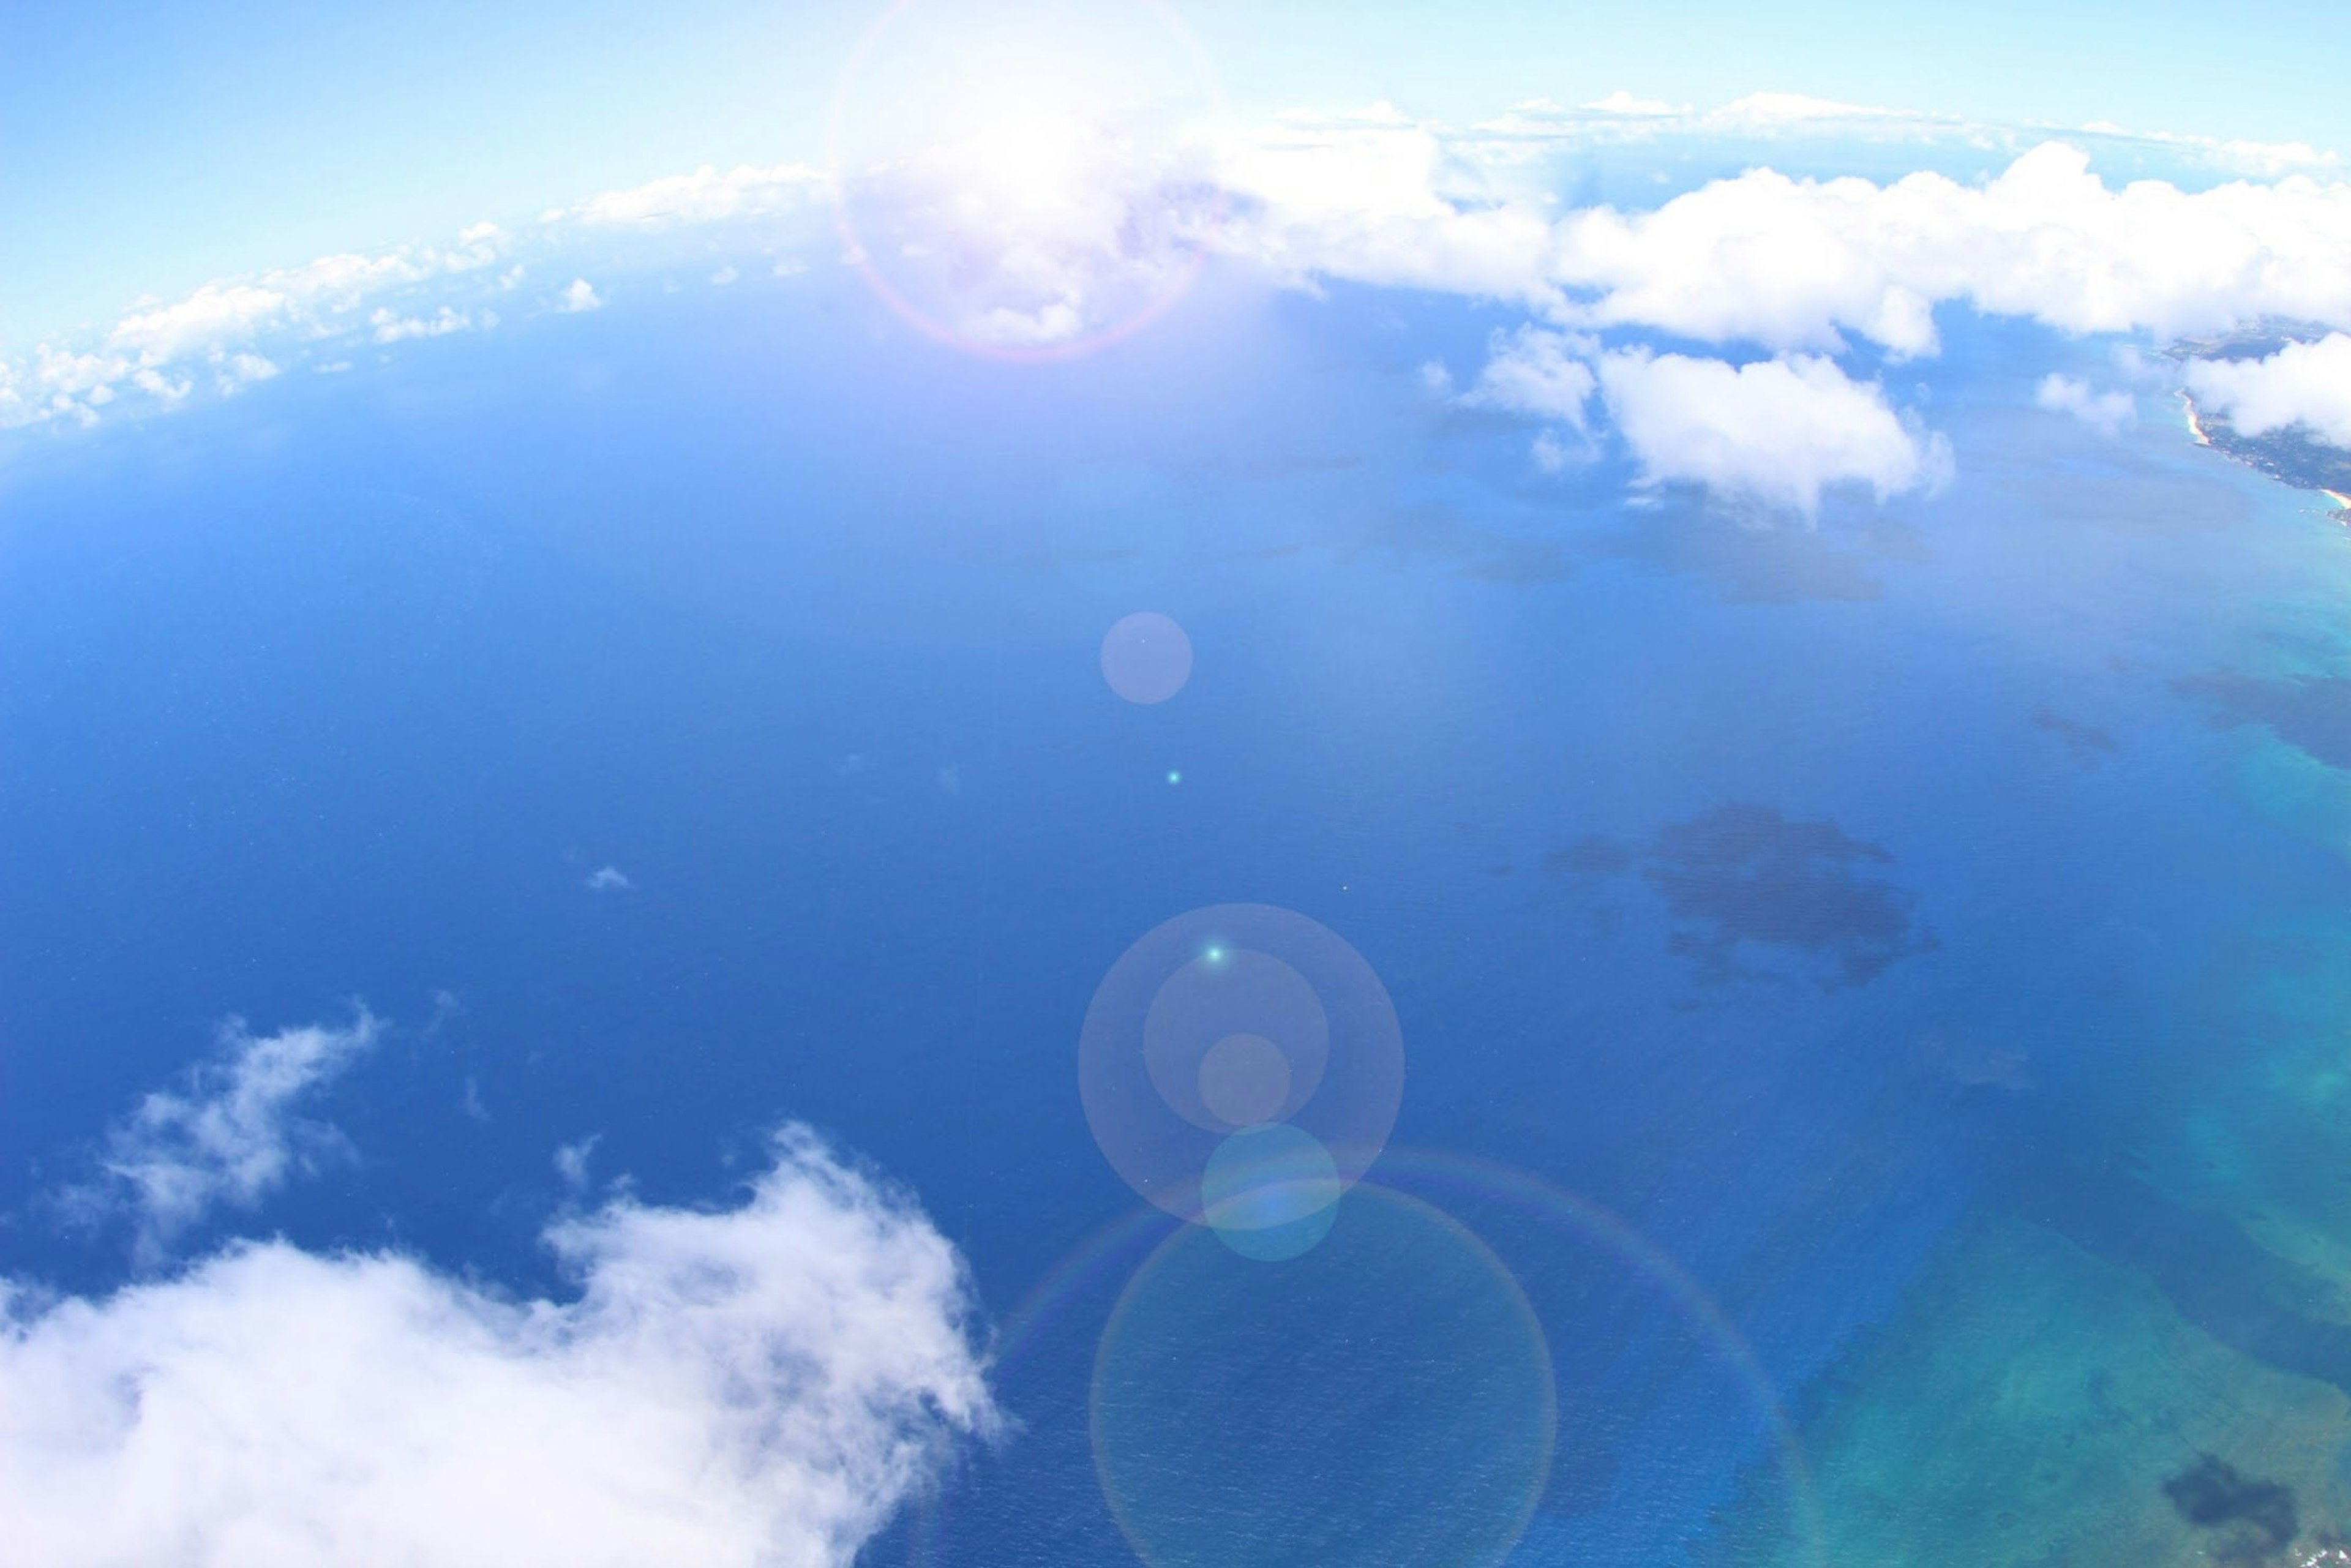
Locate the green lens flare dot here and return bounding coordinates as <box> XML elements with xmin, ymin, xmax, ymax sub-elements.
<box><xmin>1091</xmin><ymin>1184</ymin><xmax>1556</xmax><ymax>1568</ymax></box>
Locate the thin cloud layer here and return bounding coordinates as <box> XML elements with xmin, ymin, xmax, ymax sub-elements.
<box><xmin>2184</xmin><ymin>332</ymin><xmax>2351</xmax><ymax>447</ymax></box>
<box><xmin>67</xmin><ymin>1014</ymin><xmax>381</xmax><ymax>1261</ymax></box>
<box><xmin>547</xmin><ymin>162</ymin><xmax>823</xmax><ymax>227</ymax></box>
<box><xmin>1</xmin><ymin>1127</ymin><xmax>991</xmax><ymax>1568</ymax></box>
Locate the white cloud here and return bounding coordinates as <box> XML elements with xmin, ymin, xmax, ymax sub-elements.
<box><xmin>0</xmin><ymin>1128</ymin><xmax>991</xmax><ymax>1568</ymax></box>
<box><xmin>12</xmin><ymin>100</ymin><xmax>2350</xmax><ymax>456</ymax></box>
<box><xmin>67</xmin><ymin>1015</ymin><xmax>380</xmax><ymax>1261</ymax></box>
<box><xmin>108</xmin><ymin>282</ymin><xmax>295</xmax><ymax>363</ymax></box>
<box><xmin>2036</xmin><ymin>372</ymin><xmax>2138</xmax><ymax>435</ymax></box>
<box><xmin>130</xmin><ymin>367</ymin><xmax>192</xmax><ymax>405</ymax></box>
<box><xmin>369</xmin><ymin>306</ymin><xmax>483</xmax><ymax>344</ymax></box>
<box><xmin>1462</xmin><ymin>325</ymin><xmax>1598</xmax><ymax>427</ymax></box>
<box><xmin>2184</xmin><ymin>332</ymin><xmax>2351</xmax><ymax>446</ymax></box>
<box><xmin>552</xmin><ymin>163</ymin><xmax>823</xmax><ymax>227</ymax></box>
<box><xmin>216</xmin><ymin>351</ymin><xmax>280</xmax><ymax>392</ymax></box>
<box><xmin>1595</xmin><ymin>350</ymin><xmax>1949</xmax><ymax>515</ymax></box>
<box><xmin>585</xmin><ymin>865</ymin><xmax>632</xmax><ymax>893</ymax></box>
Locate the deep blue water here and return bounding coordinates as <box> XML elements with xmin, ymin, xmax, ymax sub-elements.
<box><xmin>5</xmin><ymin>255</ymin><xmax>2347</xmax><ymax>1563</ymax></box>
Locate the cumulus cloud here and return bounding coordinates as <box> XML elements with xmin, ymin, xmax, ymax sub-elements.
<box><xmin>1</xmin><ymin>1127</ymin><xmax>991</xmax><ymax>1568</ymax></box>
<box><xmin>558</xmin><ymin>278</ymin><xmax>603</xmax><ymax>313</ymax></box>
<box><xmin>2184</xmin><ymin>332</ymin><xmax>2351</xmax><ymax>446</ymax></box>
<box><xmin>1460</xmin><ymin>326</ymin><xmax>1947</xmax><ymax>511</ymax></box>
<box><xmin>1595</xmin><ymin>350</ymin><xmax>1949</xmax><ymax>515</ymax></box>
<box><xmin>1223</xmin><ymin>126</ymin><xmax>2351</xmax><ymax>357</ymax></box>
<box><xmin>585</xmin><ymin>865</ymin><xmax>633</xmax><ymax>893</ymax></box>
<box><xmin>2036</xmin><ymin>372</ymin><xmax>2139</xmax><ymax>435</ymax></box>
<box><xmin>1462</xmin><ymin>324</ymin><xmax>1598</xmax><ymax>427</ymax></box>
<box><xmin>65</xmin><ymin>1014</ymin><xmax>380</xmax><ymax>1260</ymax></box>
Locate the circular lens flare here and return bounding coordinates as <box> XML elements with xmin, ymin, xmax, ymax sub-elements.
<box><xmin>1092</xmin><ymin>1184</ymin><xmax>1556</xmax><ymax>1568</ymax></box>
<box><xmin>1200</xmin><ymin>1124</ymin><xmax>1341</xmax><ymax>1261</ymax></box>
<box><xmin>1100</xmin><ymin>611</ymin><xmax>1194</xmax><ymax>703</ymax></box>
<box><xmin>1197</xmin><ymin>1033</ymin><xmax>1291</xmax><ymax>1126</ymax></box>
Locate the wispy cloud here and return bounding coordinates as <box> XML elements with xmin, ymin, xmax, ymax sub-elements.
<box><xmin>553</xmin><ymin>1134</ymin><xmax>601</xmax><ymax>1190</ymax></box>
<box><xmin>2036</xmin><ymin>372</ymin><xmax>2139</xmax><ymax>435</ymax></box>
<box><xmin>64</xmin><ymin>1013</ymin><xmax>381</xmax><ymax>1262</ymax></box>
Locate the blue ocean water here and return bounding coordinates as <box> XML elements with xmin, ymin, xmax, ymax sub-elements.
<box><xmin>5</xmin><ymin>255</ymin><xmax>2348</xmax><ymax>1563</ymax></box>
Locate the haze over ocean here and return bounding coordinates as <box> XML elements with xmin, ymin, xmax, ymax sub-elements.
<box><xmin>9</xmin><ymin>10</ymin><xmax>2351</xmax><ymax>1564</ymax></box>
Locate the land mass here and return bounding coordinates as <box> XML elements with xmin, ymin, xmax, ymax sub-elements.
<box><xmin>2171</xmin><ymin>322</ymin><xmax>2351</xmax><ymax>520</ymax></box>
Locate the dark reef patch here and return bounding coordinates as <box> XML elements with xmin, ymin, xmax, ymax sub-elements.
<box><xmin>2175</xmin><ymin>670</ymin><xmax>2351</xmax><ymax>771</ymax></box>
<box><xmin>2031</xmin><ymin>706</ymin><xmax>2120</xmax><ymax>762</ymax></box>
<box><xmin>1545</xmin><ymin>835</ymin><xmax>1636</xmax><ymax>878</ymax></box>
<box><xmin>2164</xmin><ymin>1454</ymin><xmax>2299</xmax><ymax>1554</ymax></box>
<box><xmin>1643</xmin><ymin>804</ymin><xmax>1930</xmax><ymax>987</ymax></box>
<box><xmin>1560</xmin><ymin>804</ymin><xmax>1930</xmax><ymax>987</ymax></box>
<box><xmin>2020</xmin><ymin>1155</ymin><xmax>2351</xmax><ymax>1403</ymax></box>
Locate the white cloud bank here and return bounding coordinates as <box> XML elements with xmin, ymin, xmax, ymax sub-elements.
<box><xmin>67</xmin><ymin>1014</ymin><xmax>380</xmax><ymax>1261</ymax></box>
<box><xmin>1224</xmin><ymin>132</ymin><xmax>2351</xmax><ymax>358</ymax></box>
<box><xmin>11</xmin><ymin>99</ymin><xmax>2351</xmax><ymax>522</ymax></box>
<box><xmin>1</xmin><ymin>1127</ymin><xmax>991</xmax><ymax>1568</ymax></box>
<box><xmin>2184</xmin><ymin>332</ymin><xmax>2351</xmax><ymax>446</ymax></box>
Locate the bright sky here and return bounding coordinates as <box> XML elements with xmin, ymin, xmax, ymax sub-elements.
<box><xmin>4</xmin><ymin>0</ymin><xmax>2344</xmax><ymax>353</ymax></box>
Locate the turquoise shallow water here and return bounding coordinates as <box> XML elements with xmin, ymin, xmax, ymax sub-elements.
<box><xmin>6</xmin><ymin>263</ymin><xmax>2351</xmax><ymax>1564</ymax></box>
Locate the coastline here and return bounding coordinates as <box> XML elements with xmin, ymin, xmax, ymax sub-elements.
<box><xmin>2180</xmin><ymin>391</ymin><xmax>2211</xmax><ymax>446</ymax></box>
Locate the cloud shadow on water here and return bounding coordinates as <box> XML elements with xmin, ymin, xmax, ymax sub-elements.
<box><xmin>1345</xmin><ymin>495</ymin><xmax>1908</xmax><ymax>604</ymax></box>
